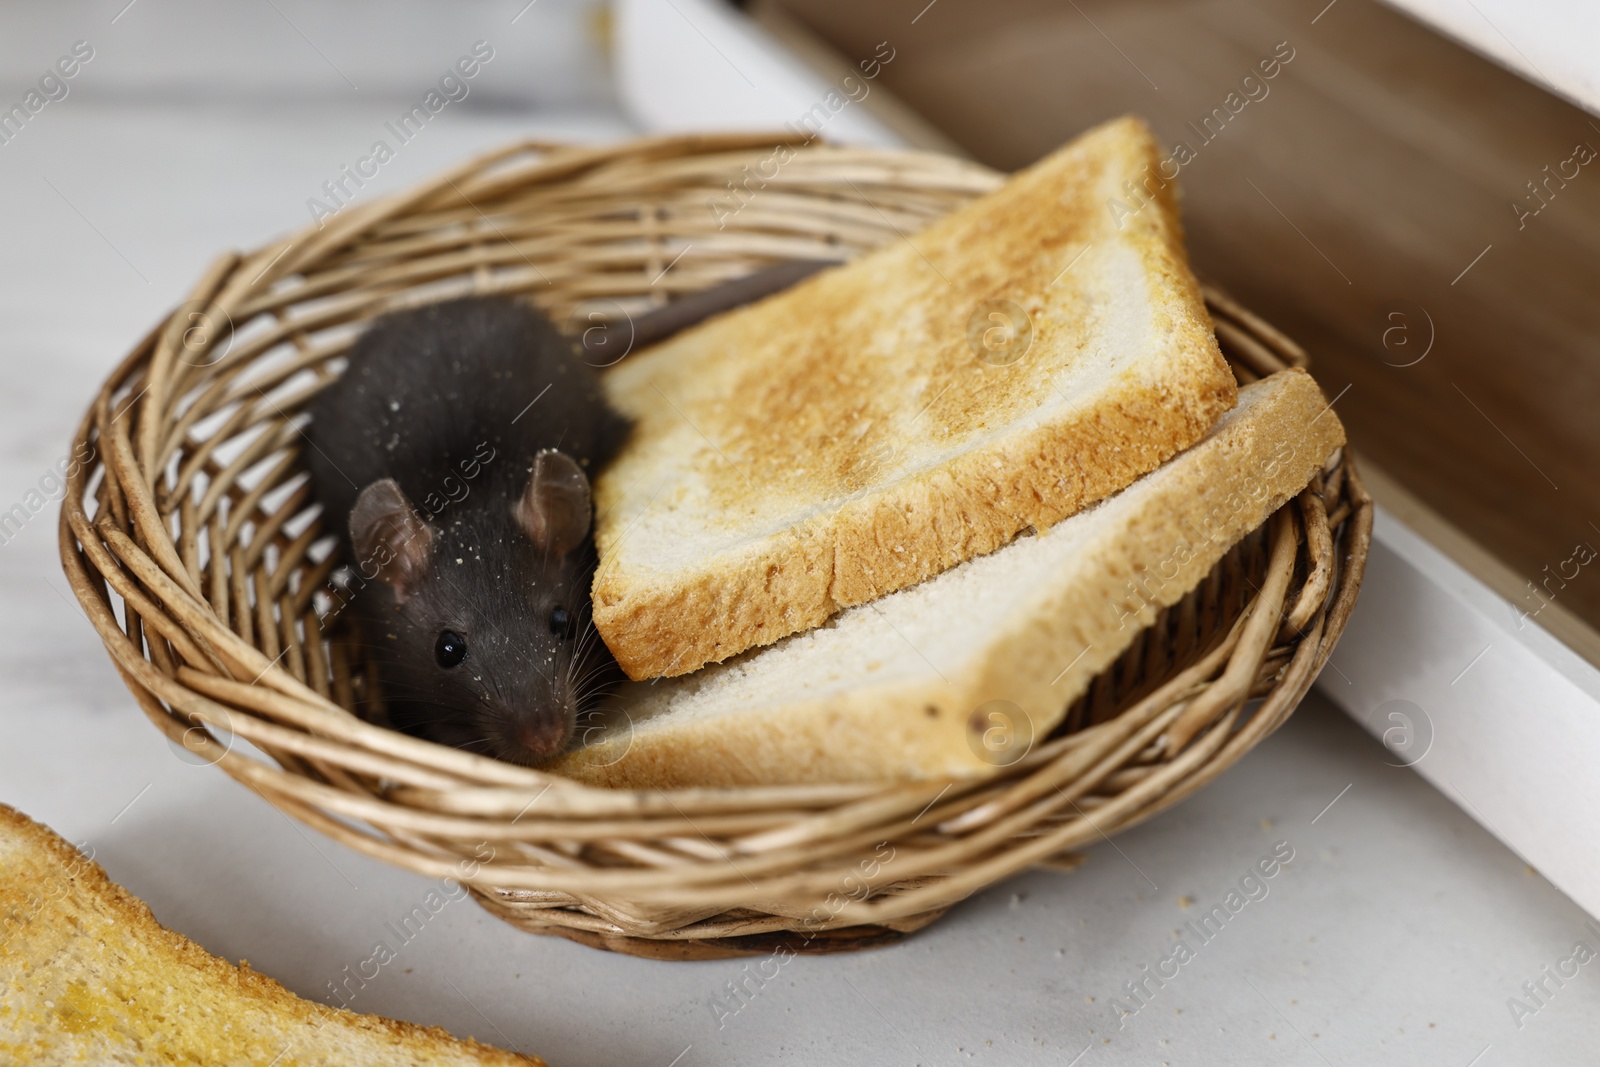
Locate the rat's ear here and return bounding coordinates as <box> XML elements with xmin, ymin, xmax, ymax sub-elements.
<box><xmin>514</xmin><ymin>449</ymin><xmax>591</xmax><ymax>556</ymax></box>
<box><xmin>349</xmin><ymin>478</ymin><xmax>435</xmax><ymax>601</ymax></box>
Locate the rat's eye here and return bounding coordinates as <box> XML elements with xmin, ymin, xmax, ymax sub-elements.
<box><xmin>435</xmin><ymin>630</ymin><xmax>468</xmax><ymax>668</ymax></box>
<box><xmin>549</xmin><ymin>606</ymin><xmax>574</xmax><ymax>639</ymax></box>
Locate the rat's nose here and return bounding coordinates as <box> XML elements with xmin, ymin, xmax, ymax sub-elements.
<box><xmin>507</xmin><ymin>717</ymin><xmax>568</xmax><ymax>764</ymax></box>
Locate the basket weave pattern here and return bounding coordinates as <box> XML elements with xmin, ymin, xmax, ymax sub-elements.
<box><xmin>60</xmin><ymin>134</ymin><xmax>1371</xmax><ymax>959</ymax></box>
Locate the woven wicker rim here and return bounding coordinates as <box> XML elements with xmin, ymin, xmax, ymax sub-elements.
<box><xmin>59</xmin><ymin>132</ymin><xmax>1372</xmax><ymax>959</ymax></box>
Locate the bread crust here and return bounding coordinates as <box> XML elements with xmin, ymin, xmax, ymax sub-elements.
<box><xmin>592</xmin><ymin>117</ymin><xmax>1237</xmax><ymax>679</ymax></box>
<box><xmin>556</xmin><ymin>370</ymin><xmax>1343</xmax><ymax>788</ymax></box>
<box><xmin>0</xmin><ymin>804</ymin><xmax>543</xmax><ymax>1066</ymax></box>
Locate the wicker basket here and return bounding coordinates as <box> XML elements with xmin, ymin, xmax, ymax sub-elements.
<box><xmin>59</xmin><ymin>132</ymin><xmax>1371</xmax><ymax>960</ymax></box>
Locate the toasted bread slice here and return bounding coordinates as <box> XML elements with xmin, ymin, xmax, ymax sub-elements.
<box><xmin>556</xmin><ymin>371</ymin><xmax>1341</xmax><ymax>787</ymax></box>
<box><xmin>592</xmin><ymin>116</ymin><xmax>1238</xmax><ymax>679</ymax></box>
<box><xmin>0</xmin><ymin>804</ymin><xmax>543</xmax><ymax>1066</ymax></box>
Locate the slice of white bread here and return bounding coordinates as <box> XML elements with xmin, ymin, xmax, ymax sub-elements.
<box><xmin>556</xmin><ymin>370</ymin><xmax>1342</xmax><ymax>787</ymax></box>
<box><xmin>0</xmin><ymin>804</ymin><xmax>543</xmax><ymax>1067</ymax></box>
<box><xmin>592</xmin><ymin>116</ymin><xmax>1238</xmax><ymax>679</ymax></box>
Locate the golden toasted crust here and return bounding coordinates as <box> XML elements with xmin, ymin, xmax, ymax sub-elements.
<box><xmin>592</xmin><ymin>116</ymin><xmax>1237</xmax><ymax>679</ymax></box>
<box><xmin>0</xmin><ymin>803</ymin><xmax>543</xmax><ymax>1067</ymax></box>
<box><xmin>556</xmin><ymin>371</ymin><xmax>1342</xmax><ymax>788</ymax></box>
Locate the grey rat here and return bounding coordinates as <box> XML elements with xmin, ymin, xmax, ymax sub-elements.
<box><xmin>302</xmin><ymin>260</ymin><xmax>831</xmax><ymax>766</ymax></box>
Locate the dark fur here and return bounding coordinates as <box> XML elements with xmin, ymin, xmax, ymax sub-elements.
<box><xmin>304</xmin><ymin>296</ymin><xmax>631</xmax><ymax>765</ymax></box>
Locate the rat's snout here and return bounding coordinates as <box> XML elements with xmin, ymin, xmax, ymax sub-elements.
<box><xmin>497</xmin><ymin>705</ymin><xmax>575</xmax><ymax>766</ymax></box>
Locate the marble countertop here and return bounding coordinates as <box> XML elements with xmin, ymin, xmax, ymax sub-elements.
<box><xmin>3</xmin><ymin>9</ymin><xmax>1599</xmax><ymax>1064</ymax></box>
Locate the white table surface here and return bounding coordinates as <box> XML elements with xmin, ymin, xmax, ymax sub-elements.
<box><xmin>5</xmin><ymin>13</ymin><xmax>1600</xmax><ymax>1067</ymax></box>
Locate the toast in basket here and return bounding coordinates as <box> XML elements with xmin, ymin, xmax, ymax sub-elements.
<box><xmin>591</xmin><ymin>116</ymin><xmax>1238</xmax><ymax>679</ymax></box>
<box><xmin>0</xmin><ymin>804</ymin><xmax>543</xmax><ymax>1067</ymax></box>
<box><xmin>556</xmin><ymin>369</ymin><xmax>1343</xmax><ymax>787</ymax></box>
